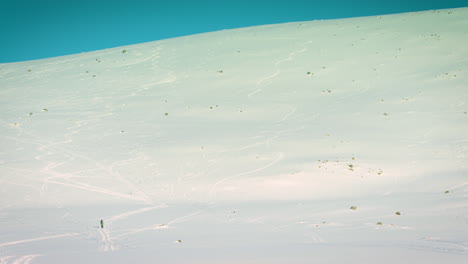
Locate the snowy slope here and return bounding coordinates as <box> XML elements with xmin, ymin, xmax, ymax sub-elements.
<box><xmin>1</xmin><ymin>8</ymin><xmax>467</xmax><ymax>263</ymax></box>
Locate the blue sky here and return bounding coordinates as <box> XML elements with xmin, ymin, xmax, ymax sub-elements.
<box><xmin>1</xmin><ymin>0</ymin><xmax>466</xmax><ymax>63</ymax></box>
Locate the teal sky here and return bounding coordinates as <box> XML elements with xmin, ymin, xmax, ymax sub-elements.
<box><xmin>1</xmin><ymin>0</ymin><xmax>466</xmax><ymax>63</ymax></box>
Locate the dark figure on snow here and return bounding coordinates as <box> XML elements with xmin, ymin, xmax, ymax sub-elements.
<box><xmin>100</xmin><ymin>219</ymin><xmax>104</xmax><ymax>229</ymax></box>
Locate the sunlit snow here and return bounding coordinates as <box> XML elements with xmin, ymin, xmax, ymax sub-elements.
<box><xmin>1</xmin><ymin>8</ymin><xmax>467</xmax><ymax>263</ymax></box>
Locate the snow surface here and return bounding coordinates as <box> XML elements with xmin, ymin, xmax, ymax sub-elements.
<box><xmin>1</xmin><ymin>8</ymin><xmax>468</xmax><ymax>263</ymax></box>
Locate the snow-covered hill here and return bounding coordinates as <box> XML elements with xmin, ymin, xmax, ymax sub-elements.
<box><xmin>1</xmin><ymin>8</ymin><xmax>467</xmax><ymax>263</ymax></box>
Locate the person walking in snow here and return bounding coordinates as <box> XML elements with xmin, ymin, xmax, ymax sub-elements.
<box><xmin>100</xmin><ymin>219</ymin><xmax>104</xmax><ymax>229</ymax></box>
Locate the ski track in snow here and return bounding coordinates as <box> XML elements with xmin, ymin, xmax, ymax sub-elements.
<box><xmin>98</xmin><ymin>228</ymin><xmax>117</xmax><ymax>252</ymax></box>
<box><xmin>244</xmin><ymin>216</ymin><xmax>288</xmax><ymax>233</ymax></box>
<box><xmin>114</xmin><ymin>209</ymin><xmax>206</xmax><ymax>239</ymax></box>
<box><xmin>34</xmin><ymin>138</ymin><xmax>154</xmax><ymax>204</ymax></box>
<box><xmin>0</xmin><ymin>255</ymin><xmax>42</xmax><ymax>264</ymax></box>
<box><xmin>248</xmin><ymin>42</ymin><xmax>311</xmax><ymax>98</ymax></box>
<box><xmin>279</xmin><ymin>106</ymin><xmax>297</xmax><ymax>122</ymax></box>
<box><xmin>2</xmin><ymin>116</ymin><xmax>155</xmax><ymax>206</ymax></box>
<box><xmin>112</xmin><ymin>225</ymin><xmax>165</xmax><ymax>239</ymax></box>
<box><xmin>0</xmin><ymin>233</ymin><xmax>80</xmax><ymax>248</ymax></box>
<box><xmin>11</xmin><ymin>255</ymin><xmax>42</xmax><ymax>264</ymax></box>
<box><xmin>107</xmin><ymin>159</ymin><xmax>154</xmax><ymax>204</ymax></box>
<box><xmin>105</xmin><ymin>205</ymin><xmax>168</xmax><ymax>222</ymax></box>
<box><xmin>166</xmin><ymin>209</ymin><xmax>205</xmax><ymax>226</ymax></box>
<box><xmin>404</xmin><ymin>238</ymin><xmax>468</xmax><ymax>255</ymax></box>
<box><xmin>1</xmin><ymin>9</ymin><xmax>468</xmax><ymax>262</ymax></box>
<box><xmin>0</xmin><ymin>256</ymin><xmax>14</xmax><ymax>264</ymax></box>
<box><xmin>95</xmin><ymin>204</ymin><xmax>168</xmax><ymax>251</ymax></box>
<box><xmin>45</xmin><ymin>178</ymin><xmax>147</xmax><ymax>202</ymax></box>
<box><xmin>208</xmin><ymin>152</ymin><xmax>284</xmax><ymax>200</ymax></box>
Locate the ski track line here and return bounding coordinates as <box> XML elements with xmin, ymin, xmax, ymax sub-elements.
<box><xmin>5</xmin><ymin>111</ymin><xmax>145</xmax><ymax>203</ymax></box>
<box><xmin>108</xmin><ymin>159</ymin><xmax>153</xmax><ymax>204</ymax></box>
<box><xmin>39</xmin><ymin>151</ymin><xmax>152</xmax><ymax>204</ymax></box>
<box><xmin>114</xmin><ymin>209</ymin><xmax>206</xmax><ymax>239</ymax></box>
<box><xmin>112</xmin><ymin>225</ymin><xmax>160</xmax><ymax>239</ymax></box>
<box><xmin>22</xmin><ymin>255</ymin><xmax>41</xmax><ymax>264</ymax></box>
<box><xmin>13</xmin><ymin>128</ymin><xmax>141</xmax><ymax>202</ymax></box>
<box><xmin>208</xmin><ymin>152</ymin><xmax>284</xmax><ymax>199</ymax></box>
<box><xmin>249</xmin><ymin>45</ymin><xmax>309</xmax><ymax>98</ymax></box>
<box><xmin>0</xmin><ymin>233</ymin><xmax>80</xmax><ymax>248</ymax></box>
<box><xmin>255</xmin><ymin>47</ymin><xmax>305</xmax><ymax>87</ymax></box>
<box><xmin>0</xmin><ymin>256</ymin><xmax>14</xmax><ymax>264</ymax></box>
<box><xmin>105</xmin><ymin>204</ymin><xmax>168</xmax><ymax>222</ymax></box>
<box><xmin>247</xmin><ymin>88</ymin><xmax>262</xmax><ymax>98</ymax></box>
<box><xmin>45</xmin><ymin>179</ymin><xmax>147</xmax><ymax>202</ymax></box>
<box><xmin>264</xmin><ymin>126</ymin><xmax>307</xmax><ymax>147</ymax></box>
<box><xmin>98</xmin><ymin>229</ymin><xmax>116</xmax><ymax>252</ymax></box>
<box><xmin>245</xmin><ymin>217</ymin><xmax>284</xmax><ymax>232</ymax></box>
<box><xmin>186</xmin><ymin>140</ymin><xmax>269</xmax><ymax>182</ymax></box>
<box><xmin>166</xmin><ymin>209</ymin><xmax>205</xmax><ymax>226</ymax></box>
<box><xmin>405</xmin><ymin>239</ymin><xmax>468</xmax><ymax>255</ymax></box>
<box><xmin>11</xmin><ymin>255</ymin><xmax>42</xmax><ymax>264</ymax></box>
<box><xmin>448</xmin><ymin>181</ymin><xmax>468</xmax><ymax>191</ymax></box>
<box><xmin>304</xmin><ymin>231</ymin><xmax>325</xmax><ymax>244</ymax></box>
<box><xmin>278</xmin><ymin>106</ymin><xmax>297</xmax><ymax>122</ymax></box>
<box><xmin>40</xmin><ymin>162</ymin><xmax>69</xmax><ymax>196</ymax></box>
<box><xmin>37</xmin><ymin>150</ymin><xmax>146</xmax><ymax>203</ymax></box>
